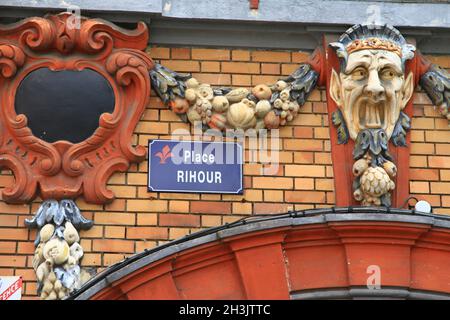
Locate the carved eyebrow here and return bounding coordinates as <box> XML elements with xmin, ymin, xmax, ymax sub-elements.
<box><xmin>378</xmin><ymin>61</ymin><xmax>402</xmax><ymax>74</ymax></box>
<box><xmin>345</xmin><ymin>59</ymin><xmax>370</xmax><ymax>74</ymax></box>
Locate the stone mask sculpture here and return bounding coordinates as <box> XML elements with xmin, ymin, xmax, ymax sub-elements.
<box><xmin>329</xmin><ymin>25</ymin><xmax>416</xmax><ymax>206</ymax></box>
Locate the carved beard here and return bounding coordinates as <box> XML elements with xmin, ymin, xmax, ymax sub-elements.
<box><xmin>342</xmin><ymin>83</ymin><xmax>403</xmax><ymax>141</ymax></box>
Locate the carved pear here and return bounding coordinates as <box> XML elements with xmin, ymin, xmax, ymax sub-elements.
<box><xmin>39</xmin><ymin>224</ymin><xmax>55</xmax><ymax>243</ymax></box>
<box><xmin>63</xmin><ymin>222</ymin><xmax>79</xmax><ymax>245</ymax></box>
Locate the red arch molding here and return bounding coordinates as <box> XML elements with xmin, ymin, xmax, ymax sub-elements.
<box><xmin>69</xmin><ymin>207</ymin><xmax>450</xmax><ymax>300</ymax></box>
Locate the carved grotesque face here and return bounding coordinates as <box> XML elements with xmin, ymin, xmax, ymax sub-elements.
<box><xmin>330</xmin><ymin>49</ymin><xmax>414</xmax><ymax>140</ymax></box>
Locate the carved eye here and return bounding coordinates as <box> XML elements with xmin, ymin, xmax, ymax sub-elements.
<box><xmin>351</xmin><ymin>68</ymin><xmax>367</xmax><ymax>80</ymax></box>
<box><xmin>380</xmin><ymin>68</ymin><xmax>396</xmax><ymax>80</ymax></box>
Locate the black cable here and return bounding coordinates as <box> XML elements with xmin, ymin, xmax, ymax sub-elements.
<box><xmin>401</xmin><ymin>196</ymin><xmax>419</xmax><ymax>209</ymax></box>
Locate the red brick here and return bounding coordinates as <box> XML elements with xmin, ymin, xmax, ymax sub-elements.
<box><xmin>0</xmin><ymin>215</ymin><xmax>17</xmax><ymax>226</ymax></box>
<box><xmin>201</xmin><ymin>215</ymin><xmax>222</xmax><ymax>227</ymax></box>
<box><xmin>82</xmin><ymin>253</ymin><xmax>102</xmax><ymax>266</ymax></box>
<box><xmin>254</xmin><ymin>203</ymin><xmax>292</xmax><ymax>214</ymax></box>
<box><xmin>285</xmin><ymin>191</ymin><xmax>326</xmax><ymax>203</ymax></box>
<box><xmin>281</xmin><ymin>64</ymin><xmax>298</xmax><ymax>75</ymax></box>
<box><xmin>412</xmin><ymin>194</ymin><xmax>441</xmax><ymax>207</ymax></box>
<box><xmin>252</xmin><ymin>177</ymin><xmax>293</xmax><ymax>189</ymax></box>
<box><xmin>103</xmin><ymin>254</ymin><xmax>127</xmax><ymax>265</ymax></box>
<box><xmin>430</xmin><ymin>182</ymin><xmax>450</xmax><ymax>194</ymax></box>
<box><xmin>411</xmin><ymin>118</ymin><xmax>434</xmax><ymax>129</ymax></box>
<box><xmin>0</xmin><ymin>255</ymin><xmax>26</xmax><ymax>267</ymax></box>
<box><xmin>315</xmin><ymin>153</ymin><xmax>332</xmax><ymax>165</ymax></box>
<box><xmin>159</xmin><ymin>214</ymin><xmax>200</xmax><ymax>227</ymax></box>
<box><xmin>251</xmin><ymin>75</ymin><xmax>279</xmax><ymax>85</ymax></box>
<box><xmin>201</xmin><ymin>61</ymin><xmax>220</xmax><ymax>72</ymax></box>
<box><xmin>410</xmin><ymin>181</ymin><xmax>429</xmax><ymax>194</ymax></box>
<box><xmin>294</xmin><ymin>178</ymin><xmax>315</xmax><ymax>190</ymax></box>
<box><xmin>294</xmin><ymin>152</ymin><xmax>314</xmax><ymax>164</ymax></box>
<box><xmin>232</xmin><ymin>74</ymin><xmax>252</xmax><ymax>86</ymax></box>
<box><xmin>294</xmin><ymin>127</ymin><xmax>313</xmax><ymax>138</ymax></box>
<box><xmin>136</xmin><ymin>213</ymin><xmax>158</xmax><ymax>226</ymax></box>
<box><xmin>191</xmin><ymin>202</ymin><xmax>231</xmax><ymax>214</ymax></box>
<box><xmin>232</xmin><ymin>50</ymin><xmax>250</xmax><ymax>61</ymax></box>
<box><xmin>127</xmin><ymin>199</ymin><xmax>168</xmax><ymax>212</ymax></box>
<box><xmin>192</xmin><ymin>49</ymin><xmax>230</xmax><ymax>60</ymax></box>
<box><xmin>443</xmin><ymin>196</ymin><xmax>450</xmax><ymax>207</ymax></box>
<box><xmin>135</xmin><ymin>241</ymin><xmax>157</xmax><ymax>252</ymax></box>
<box><xmin>171</xmin><ymin>48</ymin><xmax>190</xmax><ymax>59</ymax></box>
<box><xmin>147</xmin><ymin>47</ymin><xmax>170</xmax><ymax>59</ymax></box>
<box><xmin>292</xmin><ymin>52</ymin><xmax>309</xmax><ymax>63</ymax></box>
<box><xmin>105</xmin><ymin>226</ymin><xmax>125</xmax><ymax>238</ymax></box>
<box><xmin>252</xmin><ymin>51</ymin><xmax>290</xmax><ymax>62</ymax></box>
<box><xmin>192</xmin><ymin>73</ymin><xmax>231</xmax><ymax>86</ymax></box>
<box><xmin>126</xmin><ymin>227</ymin><xmax>168</xmax><ymax>240</ymax></box>
<box><xmin>410</xmin><ymin>156</ymin><xmax>428</xmax><ymax>168</ymax></box>
<box><xmin>94</xmin><ymin>212</ymin><xmax>135</xmax><ymax>225</ymax></box>
<box><xmin>0</xmin><ymin>202</ymin><xmax>29</xmax><ymax>214</ymax></box>
<box><xmin>429</xmin><ymin>156</ymin><xmax>450</xmax><ymax>168</ymax></box>
<box><xmin>285</xmin><ymin>165</ymin><xmax>325</xmax><ymax>177</ymax></box>
<box><xmin>0</xmin><ymin>228</ymin><xmax>28</xmax><ymax>240</ymax></box>
<box><xmin>425</xmin><ymin>131</ymin><xmax>449</xmax><ymax>143</ymax></box>
<box><xmin>411</xmin><ymin>143</ymin><xmax>435</xmax><ymax>155</ymax></box>
<box><xmin>25</xmin><ymin>282</ymin><xmax>37</xmax><ymax>295</ymax></box>
<box><xmin>436</xmin><ymin>144</ymin><xmax>450</xmax><ymax>155</ymax></box>
<box><xmin>17</xmin><ymin>241</ymin><xmax>34</xmax><ymax>254</ymax></box>
<box><xmin>232</xmin><ymin>203</ymin><xmax>252</xmax><ymax>215</ymax></box>
<box><xmin>315</xmin><ymin>179</ymin><xmax>334</xmax><ymax>191</ymax></box>
<box><xmin>261</xmin><ymin>63</ymin><xmax>280</xmax><ymax>74</ymax></box>
<box><xmin>15</xmin><ymin>268</ymin><xmax>36</xmax><ymax>281</ymax></box>
<box><xmin>92</xmin><ymin>239</ymin><xmax>134</xmax><ymax>253</ymax></box>
<box><xmin>410</xmin><ymin>169</ymin><xmax>439</xmax><ymax>181</ymax></box>
<box><xmin>222</xmin><ymin>62</ymin><xmax>260</xmax><ymax>74</ymax></box>
<box><xmin>160</xmin><ymin>60</ymin><xmax>200</xmax><ymax>72</ymax></box>
<box><xmin>284</xmin><ymin>139</ymin><xmax>323</xmax><ymax>151</ymax></box>
<box><xmin>0</xmin><ymin>241</ymin><xmax>16</xmax><ymax>253</ymax></box>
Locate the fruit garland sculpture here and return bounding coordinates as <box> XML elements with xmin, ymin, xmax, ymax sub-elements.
<box><xmin>149</xmin><ymin>62</ymin><xmax>319</xmax><ymax>131</ymax></box>
<box><xmin>25</xmin><ymin>200</ymin><xmax>93</xmax><ymax>300</ymax></box>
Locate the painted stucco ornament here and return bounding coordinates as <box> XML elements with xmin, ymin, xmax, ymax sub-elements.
<box><xmin>25</xmin><ymin>199</ymin><xmax>93</xmax><ymax>300</ymax></box>
<box><xmin>150</xmin><ymin>61</ymin><xmax>318</xmax><ymax>131</ymax></box>
<box><xmin>329</xmin><ymin>24</ymin><xmax>415</xmax><ymax>206</ymax></box>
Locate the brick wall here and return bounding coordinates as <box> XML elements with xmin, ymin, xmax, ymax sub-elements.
<box><xmin>0</xmin><ymin>46</ymin><xmax>448</xmax><ymax>299</ymax></box>
<box><xmin>409</xmin><ymin>55</ymin><xmax>450</xmax><ymax>214</ymax></box>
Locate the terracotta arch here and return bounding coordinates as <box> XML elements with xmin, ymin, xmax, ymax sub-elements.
<box><xmin>70</xmin><ymin>207</ymin><xmax>450</xmax><ymax>300</ymax></box>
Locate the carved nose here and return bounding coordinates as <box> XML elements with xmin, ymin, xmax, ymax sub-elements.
<box><xmin>364</xmin><ymin>71</ymin><xmax>385</xmax><ymax>100</ymax></box>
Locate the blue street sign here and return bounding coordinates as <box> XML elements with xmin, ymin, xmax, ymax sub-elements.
<box><xmin>148</xmin><ymin>140</ymin><xmax>243</xmax><ymax>194</ymax></box>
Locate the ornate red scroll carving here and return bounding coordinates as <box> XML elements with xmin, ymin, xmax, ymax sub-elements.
<box><xmin>0</xmin><ymin>13</ymin><xmax>153</xmax><ymax>204</ymax></box>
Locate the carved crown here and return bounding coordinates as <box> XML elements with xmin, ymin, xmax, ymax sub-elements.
<box><xmin>346</xmin><ymin>37</ymin><xmax>402</xmax><ymax>57</ymax></box>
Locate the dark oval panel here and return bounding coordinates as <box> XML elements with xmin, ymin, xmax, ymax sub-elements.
<box><xmin>15</xmin><ymin>67</ymin><xmax>115</xmax><ymax>143</ymax></box>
